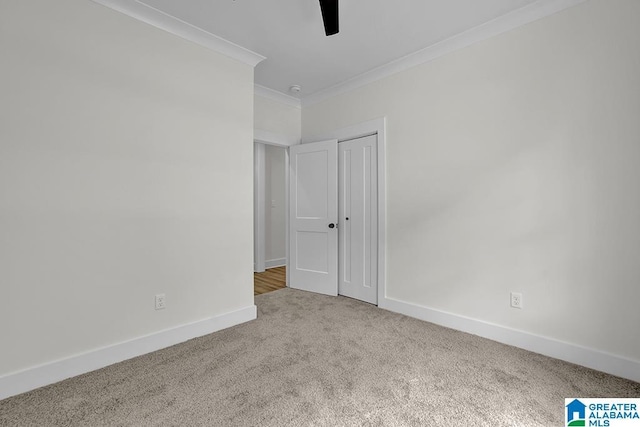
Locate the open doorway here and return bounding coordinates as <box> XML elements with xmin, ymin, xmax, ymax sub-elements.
<box><xmin>254</xmin><ymin>142</ymin><xmax>287</xmax><ymax>295</ymax></box>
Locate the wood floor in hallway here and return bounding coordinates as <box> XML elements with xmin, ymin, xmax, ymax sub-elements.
<box><xmin>254</xmin><ymin>266</ymin><xmax>286</xmax><ymax>295</ymax></box>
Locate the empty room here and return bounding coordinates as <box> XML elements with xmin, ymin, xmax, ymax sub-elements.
<box><xmin>1</xmin><ymin>0</ymin><xmax>639</xmax><ymax>425</ymax></box>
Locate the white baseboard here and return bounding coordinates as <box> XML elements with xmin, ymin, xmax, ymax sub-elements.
<box><xmin>265</xmin><ymin>258</ymin><xmax>286</xmax><ymax>269</ymax></box>
<box><xmin>0</xmin><ymin>305</ymin><xmax>257</xmax><ymax>401</ymax></box>
<box><xmin>380</xmin><ymin>297</ymin><xmax>640</xmax><ymax>383</ymax></box>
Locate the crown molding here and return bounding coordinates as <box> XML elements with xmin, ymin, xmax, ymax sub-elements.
<box><xmin>254</xmin><ymin>84</ymin><xmax>302</xmax><ymax>109</ymax></box>
<box><xmin>91</xmin><ymin>0</ymin><xmax>265</xmax><ymax>67</ymax></box>
<box><xmin>302</xmin><ymin>0</ymin><xmax>587</xmax><ymax>107</ymax></box>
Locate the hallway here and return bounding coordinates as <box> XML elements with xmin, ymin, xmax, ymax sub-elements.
<box><xmin>254</xmin><ymin>266</ymin><xmax>286</xmax><ymax>295</ymax></box>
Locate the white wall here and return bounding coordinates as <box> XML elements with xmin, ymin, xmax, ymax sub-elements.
<box><xmin>253</xmin><ymin>94</ymin><xmax>298</xmax><ymax>270</ymax></box>
<box><xmin>254</xmin><ymin>94</ymin><xmax>301</xmax><ymax>145</ymax></box>
<box><xmin>303</xmin><ymin>0</ymin><xmax>640</xmax><ymax>364</ymax></box>
<box><xmin>0</xmin><ymin>0</ymin><xmax>255</xmax><ymax>378</ymax></box>
<box><xmin>265</xmin><ymin>145</ymin><xmax>286</xmax><ymax>265</ymax></box>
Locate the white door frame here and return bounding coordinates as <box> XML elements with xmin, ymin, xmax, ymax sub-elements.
<box><xmin>254</xmin><ymin>129</ymin><xmax>297</xmax><ymax>284</ymax></box>
<box><xmin>302</xmin><ymin>117</ymin><xmax>387</xmax><ymax>304</ymax></box>
<box><xmin>254</xmin><ymin>142</ymin><xmax>267</xmax><ymax>272</ymax></box>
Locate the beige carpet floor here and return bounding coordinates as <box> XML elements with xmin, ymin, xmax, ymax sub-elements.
<box><xmin>1</xmin><ymin>288</ymin><xmax>639</xmax><ymax>426</ymax></box>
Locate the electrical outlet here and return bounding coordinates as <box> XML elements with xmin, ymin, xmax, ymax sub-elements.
<box><xmin>510</xmin><ymin>292</ymin><xmax>523</xmax><ymax>309</ymax></box>
<box><xmin>155</xmin><ymin>294</ymin><xmax>166</xmax><ymax>310</ymax></box>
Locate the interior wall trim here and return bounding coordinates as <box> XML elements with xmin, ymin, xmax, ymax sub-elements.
<box><xmin>380</xmin><ymin>297</ymin><xmax>640</xmax><ymax>383</ymax></box>
<box><xmin>254</xmin><ymin>129</ymin><xmax>300</xmax><ymax>147</ymax></box>
<box><xmin>90</xmin><ymin>0</ymin><xmax>265</xmax><ymax>67</ymax></box>
<box><xmin>0</xmin><ymin>305</ymin><xmax>257</xmax><ymax>400</ymax></box>
<box><xmin>265</xmin><ymin>258</ymin><xmax>287</xmax><ymax>269</ymax></box>
<box><xmin>255</xmin><ymin>85</ymin><xmax>302</xmax><ymax>109</ymax></box>
<box><xmin>302</xmin><ymin>0</ymin><xmax>587</xmax><ymax>106</ymax></box>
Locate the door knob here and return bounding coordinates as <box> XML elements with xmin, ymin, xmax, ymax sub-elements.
<box><xmin>328</xmin><ymin>223</ymin><xmax>335</xmax><ymax>229</ymax></box>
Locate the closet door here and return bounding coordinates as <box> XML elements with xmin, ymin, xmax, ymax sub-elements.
<box><xmin>338</xmin><ymin>135</ymin><xmax>378</xmax><ymax>304</ymax></box>
<box><xmin>289</xmin><ymin>140</ymin><xmax>338</xmax><ymax>296</ymax></box>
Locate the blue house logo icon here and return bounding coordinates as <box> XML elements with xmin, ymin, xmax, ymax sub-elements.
<box><xmin>567</xmin><ymin>399</ymin><xmax>587</xmax><ymax>426</ymax></box>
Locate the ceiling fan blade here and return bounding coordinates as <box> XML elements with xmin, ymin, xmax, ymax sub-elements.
<box><xmin>319</xmin><ymin>0</ymin><xmax>339</xmax><ymax>36</ymax></box>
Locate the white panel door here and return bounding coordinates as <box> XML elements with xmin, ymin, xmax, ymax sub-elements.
<box><xmin>339</xmin><ymin>135</ymin><xmax>378</xmax><ymax>304</ymax></box>
<box><xmin>289</xmin><ymin>140</ymin><xmax>338</xmax><ymax>296</ymax></box>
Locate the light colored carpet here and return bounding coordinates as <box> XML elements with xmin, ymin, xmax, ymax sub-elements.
<box><xmin>1</xmin><ymin>288</ymin><xmax>638</xmax><ymax>426</ymax></box>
